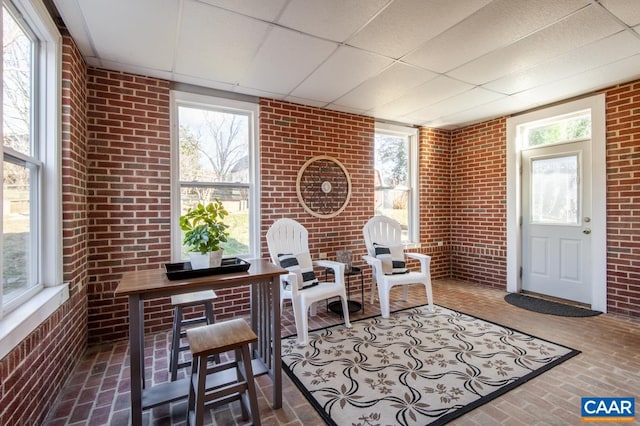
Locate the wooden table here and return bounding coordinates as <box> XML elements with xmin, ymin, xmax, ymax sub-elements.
<box><xmin>115</xmin><ymin>260</ymin><xmax>285</xmax><ymax>426</ymax></box>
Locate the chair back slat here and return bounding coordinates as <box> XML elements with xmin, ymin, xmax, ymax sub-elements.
<box><xmin>266</xmin><ymin>218</ymin><xmax>309</xmax><ymax>264</ymax></box>
<box><xmin>363</xmin><ymin>216</ymin><xmax>402</xmax><ymax>256</ymax></box>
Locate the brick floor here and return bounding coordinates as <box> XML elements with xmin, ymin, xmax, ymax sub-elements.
<box><xmin>43</xmin><ymin>279</ymin><xmax>640</xmax><ymax>425</ymax></box>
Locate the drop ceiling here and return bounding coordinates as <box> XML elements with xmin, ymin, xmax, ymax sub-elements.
<box><xmin>51</xmin><ymin>0</ymin><xmax>640</xmax><ymax>129</ymax></box>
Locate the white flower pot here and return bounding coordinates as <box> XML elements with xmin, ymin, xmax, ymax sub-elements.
<box><xmin>209</xmin><ymin>249</ymin><xmax>223</xmax><ymax>268</ymax></box>
<box><xmin>189</xmin><ymin>252</ymin><xmax>210</xmax><ymax>270</ymax></box>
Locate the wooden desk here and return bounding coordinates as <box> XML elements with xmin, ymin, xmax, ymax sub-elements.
<box><xmin>115</xmin><ymin>260</ymin><xmax>285</xmax><ymax>426</ymax></box>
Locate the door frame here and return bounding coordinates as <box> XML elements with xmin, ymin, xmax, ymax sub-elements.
<box><xmin>506</xmin><ymin>94</ymin><xmax>607</xmax><ymax>312</ymax></box>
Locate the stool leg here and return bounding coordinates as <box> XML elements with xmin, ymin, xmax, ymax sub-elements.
<box><xmin>205</xmin><ymin>302</ymin><xmax>221</xmax><ymax>364</ymax></box>
<box><xmin>187</xmin><ymin>355</ymin><xmax>197</xmax><ymax>425</ymax></box>
<box><xmin>193</xmin><ymin>355</ymin><xmax>208</xmax><ymax>426</ymax></box>
<box><xmin>170</xmin><ymin>306</ymin><xmax>182</xmax><ymax>381</ymax></box>
<box><xmin>240</xmin><ymin>345</ymin><xmax>261</xmax><ymax>426</ymax></box>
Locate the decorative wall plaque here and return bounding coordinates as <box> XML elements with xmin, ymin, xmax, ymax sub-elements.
<box><xmin>296</xmin><ymin>155</ymin><xmax>351</xmax><ymax>218</ymax></box>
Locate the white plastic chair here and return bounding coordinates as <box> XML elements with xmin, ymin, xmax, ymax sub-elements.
<box><xmin>266</xmin><ymin>218</ymin><xmax>351</xmax><ymax>346</ymax></box>
<box><xmin>362</xmin><ymin>216</ymin><xmax>434</xmax><ymax>318</ymax></box>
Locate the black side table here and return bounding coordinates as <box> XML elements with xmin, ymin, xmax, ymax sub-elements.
<box><xmin>325</xmin><ymin>266</ymin><xmax>364</xmax><ymax>316</ymax></box>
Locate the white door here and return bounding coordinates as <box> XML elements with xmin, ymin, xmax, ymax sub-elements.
<box><xmin>521</xmin><ymin>140</ymin><xmax>592</xmax><ymax>303</ymax></box>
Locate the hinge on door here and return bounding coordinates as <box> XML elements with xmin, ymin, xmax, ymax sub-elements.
<box><xmin>519</xmin><ymin>216</ymin><xmax>522</xmax><ymax>227</ymax></box>
<box><xmin>519</xmin><ymin>267</ymin><xmax>523</xmax><ymax>279</ymax></box>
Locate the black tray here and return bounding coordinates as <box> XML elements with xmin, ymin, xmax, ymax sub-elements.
<box><xmin>165</xmin><ymin>257</ymin><xmax>250</xmax><ymax>280</ymax></box>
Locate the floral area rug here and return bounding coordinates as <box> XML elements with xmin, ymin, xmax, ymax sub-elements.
<box><xmin>281</xmin><ymin>305</ymin><xmax>580</xmax><ymax>426</ymax></box>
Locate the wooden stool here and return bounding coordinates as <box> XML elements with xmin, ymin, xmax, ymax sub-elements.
<box><xmin>186</xmin><ymin>319</ymin><xmax>261</xmax><ymax>426</ymax></box>
<box><xmin>170</xmin><ymin>290</ymin><xmax>218</xmax><ymax>381</ymax></box>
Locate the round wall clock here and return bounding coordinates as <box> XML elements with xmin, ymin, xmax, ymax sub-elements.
<box><xmin>296</xmin><ymin>155</ymin><xmax>352</xmax><ymax>218</ymax></box>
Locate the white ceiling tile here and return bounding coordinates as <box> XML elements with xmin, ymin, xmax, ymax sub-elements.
<box><xmin>514</xmin><ymin>53</ymin><xmax>640</xmax><ymax>103</ymax></box>
<box><xmin>440</xmin><ymin>52</ymin><xmax>640</xmax><ymax>129</ymax></box>
<box><xmin>370</xmin><ymin>76</ymin><xmax>473</xmax><ymax>119</ymax></box>
<box><xmin>239</xmin><ymin>27</ymin><xmax>338</xmax><ymax>94</ymax></box>
<box><xmin>76</xmin><ymin>0</ymin><xmax>178</xmax><ymax>71</ymax></box>
<box><xmin>278</xmin><ymin>0</ymin><xmax>388</xmax><ymax>42</ymax></box>
<box><xmin>290</xmin><ymin>47</ymin><xmax>393</xmax><ymax>103</ymax></box>
<box><xmin>448</xmin><ymin>4</ymin><xmax>624</xmax><ymax>85</ymax></box>
<box><xmin>197</xmin><ymin>0</ymin><xmax>288</xmax><ymax>21</ymax></box>
<box><xmin>484</xmin><ymin>31</ymin><xmax>640</xmax><ymax>94</ymax></box>
<box><xmin>404</xmin><ymin>0</ymin><xmax>590</xmax><ymax>73</ymax></box>
<box><xmin>403</xmin><ymin>87</ymin><xmax>504</xmax><ymax>122</ymax></box>
<box><xmin>323</xmin><ymin>103</ymin><xmax>369</xmax><ymax>117</ymax></box>
<box><xmin>348</xmin><ymin>0</ymin><xmax>491</xmax><ymax>59</ymax></box>
<box><xmin>175</xmin><ymin>2</ymin><xmax>270</xmax><ymax>85</ymax></box>
<box><xmin>283</xmin><ymin>96</ymin><xmax>329</xmax><ymax>108</ymax></box>
<box><xmin>329</xmin><ymin>63</ymin><xmax>438</xmax><ymax>110</ymax></box>
<box><xmin>599</xmin><ymin>0</ymin><xmax>640</xmax><ymax>26</ymax></box>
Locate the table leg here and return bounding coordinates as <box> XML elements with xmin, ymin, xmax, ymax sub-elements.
<box><xmin>129</xmin><ymin>295</ymin><xmax>143</xmax><ymax>426</ymax></box>
<box><xmin>272</xmin><ymin>276</ymin><xmax>282</xmax><ymax>409</ymax></box>
<box><xmin>250</xmin><ymin>277</ymin><xmax>282</xmax><ymax>409</ymax></box>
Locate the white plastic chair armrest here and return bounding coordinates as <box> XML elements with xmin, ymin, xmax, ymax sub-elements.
<box><xmin>313</xmin><ymin>260</ymin><xmax>345</xmax><ymax>286</ymax></box>
<box><xmin>405</xmin><ymin>252</ymin><xmax>431</xmax><ymax>275</ymax></box>
<box><xmin>362</xmin><ymin>255</ymin><xmax>386</xmax><ymax>283</ymax></box>
<box><xmin>280</xmin><ymin>271</ymin><xmax>299</xmax><ymax>295</ymax></box>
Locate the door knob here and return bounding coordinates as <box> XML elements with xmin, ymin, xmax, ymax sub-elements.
<box><xmin>583</xmin><ymin>228</ymin><xmax>591</xmax><ymax>234</ymax></box>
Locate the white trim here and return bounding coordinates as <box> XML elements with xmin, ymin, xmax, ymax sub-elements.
<box><xmin>506</xmin><ymin>94</ymin><xmax>607</xmax><ymax>312</ymax></box>
<box><xmin>170</xmin><ymin>91</ymin><xmax>261</xmax><ymax>261</ymax></box>
<box><xmin>0</xmin><ymin>283</ymin><xmax>69</xmax><ymax>360</ymax></box>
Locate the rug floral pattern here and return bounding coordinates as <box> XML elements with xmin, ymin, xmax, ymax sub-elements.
<box><xmin>282</xmin><ymin>305</ymin><xmax>579</xmax><ymax>426</ymax></box>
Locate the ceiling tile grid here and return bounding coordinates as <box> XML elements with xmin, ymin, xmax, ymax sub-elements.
<box><xmin>52</xmin><ymin>0</ymin><xmax>640</xmax><ymax>129</ymax></box>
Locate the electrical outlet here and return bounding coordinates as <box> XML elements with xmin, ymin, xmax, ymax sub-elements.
<box><xmin>437</xmin><ymin>241</ymin><xmax>444</xmax><ymax>247</ymax></box>
<box><xmin>318</xmin><ymin>252</ymin><xmax>327</xmax><ymax>259</ymax></box>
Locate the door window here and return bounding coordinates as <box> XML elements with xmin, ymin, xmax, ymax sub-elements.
<box><xmin>530</xmin><ymin>154</ymin><xmax>579</xmax><ymax>225</ymax></box>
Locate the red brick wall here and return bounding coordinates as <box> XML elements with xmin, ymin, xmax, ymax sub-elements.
<box><xmin>604</xmin><ymin>81</ymin><xmax>640</xmax><ymax>317</ymax></box>
<box><xmin>449</xmin><ymin>119</ymin><xmax>507</xmax><ymax>287</ymax></box>
<box><xmin>417</xmin><ymin>127</ymin><xmax>451</xmax><ymax>279</ymax></box>
<box><xmin>86</xmin><ymin>69</ymin><xmax>173</xmax><ymax>343</ymax></box>
<box><xmin>0</xmin><ymin>34</ymin><xmax>89</xmax><ymax>425</ymax></box>
<box><xmin>259</xmin><ymin>99</ymin><xmax>375</xmax><ymax>289</ymax></box>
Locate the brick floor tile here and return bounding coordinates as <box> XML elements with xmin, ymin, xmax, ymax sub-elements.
<box><xmin>42</xmin><ymin>279</ymin><xmax>640</xmax><ymax>426</ymax></box>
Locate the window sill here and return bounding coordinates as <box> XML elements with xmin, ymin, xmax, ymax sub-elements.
<box><xmin>0</xmin><ymin>284</ymin><xmax>69</xmax><ymax>361</ymax></box>
<box><xmin>404</xmin><ymin>242</ymin><xmax>422</xmax><ymax>250</ymax></box>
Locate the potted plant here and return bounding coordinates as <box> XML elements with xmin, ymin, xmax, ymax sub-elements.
<box><xmin>180</xmin><ymin>199</ymin><xmax>230</xmax><ymax>269</ymax></box>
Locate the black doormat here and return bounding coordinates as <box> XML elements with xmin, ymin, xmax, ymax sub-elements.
<box><xmin>505</xmin><ymin>293</ymin><xmax>602</xmax><ymax>317</ymax></box>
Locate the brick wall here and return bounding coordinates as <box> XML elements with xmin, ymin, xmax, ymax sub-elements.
<box><xmin>604</xmin><ymin>81</ymin><xmax>640</xmax><ymax>316</ymax></box>
<box><xmin>0</xmin><ymin>34</ymin><xmax>89</xmax><ymax>425</ymax></box>
<box><xmin>259</xmin><ymin>99</ymin><xmax>376</xmax><ymax>297</ymax></box>
<box><xmin>449</xmin><ymin>119</ymin><xmax>507</xmax><ymax>288</ymax></box>
<box><xmin>417</xmin><ymin>127</ymin><xmax>451</xmax><ymax>279</ymax></box>
<box><xmin>86</xmin><ymin>69</ymin><xmax>173</xmax><ymax>343</ymax></box>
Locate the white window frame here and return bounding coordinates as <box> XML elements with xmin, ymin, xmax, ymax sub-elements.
<box><xmin>374</xmin><ymin>122</ymin><xmax>419</xmax><ymax>245</ymax></box>
<box><xmin>170</xmin><ymin>91</ymin><xmax>261</xmax><ymax>261</ymax></box>
<box><xmin>0</xmin><ymin>0</ymin><xmax>65</xmax><ymax>361</ymax></box>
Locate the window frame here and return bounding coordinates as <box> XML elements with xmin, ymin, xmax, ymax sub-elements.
<box><xmin>170</xmin><ymin>91</ymin><xmax>261</xmax><ymax>261</ymax></box>
<box><xmin>374</xmin><ymin>122</ymin><xmax>419</xmax><ymax>244</ymax></box>
<box><xmin>0</xmin><ymin>0</ymin><xmax>64</xmax><ymax>360</ymax></box>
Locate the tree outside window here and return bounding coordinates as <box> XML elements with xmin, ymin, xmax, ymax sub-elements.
<box><xmin>174</xmin><ymin>96</ymin><xmax>258</xmax><ymax>260</ymax></box>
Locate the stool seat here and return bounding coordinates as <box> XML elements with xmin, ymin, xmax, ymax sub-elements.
<box><xmin>188</xmin><ymin>318</ymin><xmax>257</xmax><ymax>355</ymax></box>
<box><xmin>170</xmin><ymin>290</ymin><xmax>218</xmax><ymax>381</ymax></box>
<box><xmin>171</xmin><ymin>290</ymin><xmax>217</xmax><ymax>307</ymax></box>
<box><xmin>186</xmin><ymin>319</ymin><xmax>261</xmax><ymax>426</ymax></box>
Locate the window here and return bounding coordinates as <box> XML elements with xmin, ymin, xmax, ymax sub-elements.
<box><xmin>2</xmin><ymin>0</ymin><xmax>62</xmax><ymax>320</ymax></box>
<box><xmin>520</xmin><ymin>110</ymin><xmax>591</xmax><ymax>148</ymax></box>
<box><xmin>171</xmin><ymin>92</ymin><xmax>260</xmax><ymax>260</ymax></box>
<box><xmin>374</xmin><ymin>123</ymin><xmax>418</xmax><ymax>243</ymax></box>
